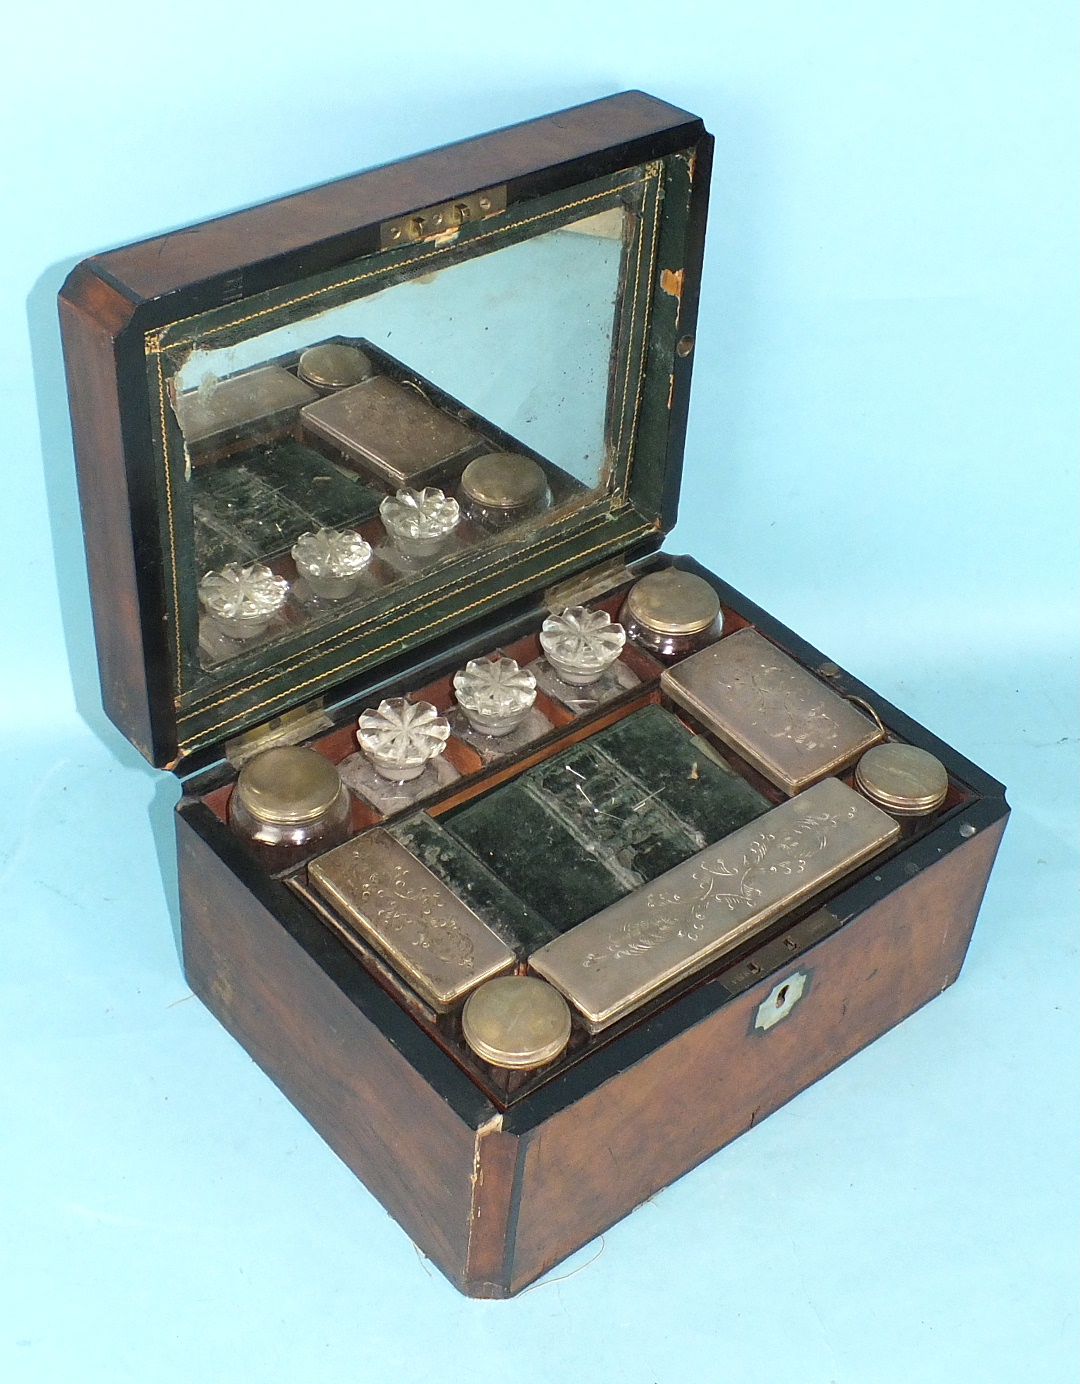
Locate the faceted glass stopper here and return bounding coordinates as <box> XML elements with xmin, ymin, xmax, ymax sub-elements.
<box><xmin>453</xmin><ymin>657</ymin><xmax>537</xmax><ymax>736</ymax></box>
<box><xmin>380</xmin><ymin>486</ymin><xmax>460</xmax><ymax>557</ymax></box>
<box><xmin>540</xmin><ymin>605</ymin><xmax>626</xmax><ymax>685</ymax></box>
<box><xmin>357</xmin><ymin>698</ymin><xmax>452</xmax><ymax>782</ymax></box>
<box><xmin>198</xmin><ymin>562</ymin><xmax>289</xmax><ymax>639</ymax></box>
<box><xmin>291</xmin><ymin>527</ymin><xmax>372</xmax><ymax>598</ymax></box>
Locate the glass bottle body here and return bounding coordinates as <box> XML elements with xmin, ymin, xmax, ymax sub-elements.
<box><xmin>228</xmin><ymin>784</ymin><xmax>351</xmax><ymax>871</ymax></box>
<box><xmin>620</xmin><ymin>609</ymin><xmax>723</xmax><ymax>663</ymax></box>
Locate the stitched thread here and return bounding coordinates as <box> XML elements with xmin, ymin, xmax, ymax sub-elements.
<box><xmin>152</xmin><ymin>346</ymin><xmax>185</xmax><ymax>684</ymax></box>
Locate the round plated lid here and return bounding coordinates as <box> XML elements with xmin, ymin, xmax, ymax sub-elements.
<box><xmin>297</xmin><ymin>343</ymin><xmax>373</xmax><ymax>390</ymax></box>
<box><xmin>460</xmin><ymin>453</ymin><xmax>548</xmax><ymax>509</ymax></box>
<box><xmin>854</xmin><ymin>742</ymin><xmax>949</xmax><ymax>816</ymax></box>
<box><xmin>462</xmin><ymin>975</ymin><xmax>572</xmax><ymax>1069</ymax></box>
<box><xmin>235</xmin><ymin>745</ymin><xmax>344</xmax><ymax>825</ymax></box>
<box><xmin>623</xmin><ymin>568</ymin><xmax>722</xmax><ymax>637</ymax></box>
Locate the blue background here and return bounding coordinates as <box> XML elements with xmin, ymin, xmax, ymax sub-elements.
<box><xmin>1</xmin><ymin>3</ymin><xmax>1076</xmax><ymax>1381</ymax></box>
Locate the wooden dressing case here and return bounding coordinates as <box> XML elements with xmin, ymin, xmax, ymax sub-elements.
<box><xmin>58</xmin><ymin>91</ymin><xmax>1008</xmax><ymax>1298</ymax></box>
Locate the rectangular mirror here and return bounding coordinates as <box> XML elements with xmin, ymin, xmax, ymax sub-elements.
<box><xmin>148</xmin><ymin>185</ymin><xmax>653</xmax><ymax>677</ymax></box>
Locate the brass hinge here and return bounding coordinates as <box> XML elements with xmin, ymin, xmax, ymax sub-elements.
<box><xmin>224</xmin><ymin>697</ymin><xmax>334</xmax><ymax>768</ymax></box>
<box><xmin>380</xmin><ymin>185</ymin><xmax>507</xmax><ymax>250</ymax></box>
<box><xmin>544</xmin><ymin>557</ymin><xmax>635</xmax><ymax>612</ymax></box>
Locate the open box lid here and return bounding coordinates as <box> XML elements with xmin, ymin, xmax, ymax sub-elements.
<box><xmin>59</xmin><ymin>91</ymin><xmax>712</xmax><ymax>770</ymax></box>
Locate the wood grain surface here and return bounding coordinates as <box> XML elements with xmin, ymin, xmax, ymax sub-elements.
<box><xmin>501</xmin><ymin>815</ymin><xmax>1007</xmax><ymax>1293</ymax></box>
<box><xmin>179</xmin><ymin>792</ymin><xmax>1006</xmax><ymax>1296</ymax></box>
<box><xmin>178</xmin><ymin>811</ymin><xmax>484</xmax><ymax>1285</ymax></box>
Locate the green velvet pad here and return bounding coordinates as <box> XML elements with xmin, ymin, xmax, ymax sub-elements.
<box><xmin>443</xmin><ymin>704</ymin><xmax>772</xmax><ymax>937</ymax></box>
<box><xmin>526</xmin><ymin>740</ymin><xmax>703</xmax><ymax>883</ymax></box>
<box><xmin>191</xmin><ymin>442</ymin><xmax>382</xmax><ymax>572</ymax></box>
<box><xmin>192</xmin><ymin>498</ymin><xmax>257</xmax><ymax>574</ymax></box>
<box><xmin>390</xmin><ymin>813</ymin><xmax>560</xmax><ymax>954</ymax></box>
<box><xmin>594</xmin><ymin>704</ymin><xmax>771</xmax><ymax>843</ymax></box>
<box><xmin>445</xmin><ymin>780</ymin><xmax>630</xmax><ymax>933</ymax></box>
<box><xmin>247</xmin><ymin>443</ymin><xmax>383</xmax><ymax>529</ymax></box>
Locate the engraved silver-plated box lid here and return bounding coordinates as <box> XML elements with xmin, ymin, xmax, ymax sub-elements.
<box><xmin>530</xmin><ymin>777</ymin><xmax>900</xmax><ymax>1029</ymax></box>
<box><xmin>309</xmin><ymin>829</ymin><xmax>515</xmax><ymax>1009</ymax></box>
<box><xmin>661</xmin><ymin>628</ymin><xmax>885</xmax><ymax>795</ymax></box>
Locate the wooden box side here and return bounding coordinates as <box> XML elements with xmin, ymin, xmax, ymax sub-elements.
<box><xmin>58</xmin><ymin>270</ymin><xmax>160</xmax><ymax>761</ymax></box>
<box><xmin>176</xmin><ymin>809</ymin><xmax>493</xmax><ymax>1289</ymax></box>
<box><xmin>499</xmin><ymin>814</ymin><xmax>1007</xmax><ymax>1295</ymax></box>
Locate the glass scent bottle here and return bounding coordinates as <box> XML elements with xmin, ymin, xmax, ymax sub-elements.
<box><xmin>528</xmin><ymin>605</ymin><xmax>639</xmax><ymax>714</ymax></box>
<box><xmin>357</xmin><ymin>698</ymin><xmax>452</xmax><ymax>782</ymax></box>
<box><xmin>291</xmin><ymin>527</ymin><xmax>372</xmax><ymax>599</ymax></box>
<box><xmin>619</xmin><ymin>568</ymin><xmax>723</xmax><ymax>661</ymax></box>
<box><xmin>339</xmin><ymin>696</ymin><xmax>459</xmax><ymax>815</ymax></box>
<box><xmin>458</xmin><ymin>453</ymin><xmax>551</xmax><ymax>531</ymax></box>
<box><xmin>198</xmin><ymin>562</ymin><xmax>290</xmax><ymax>640</ymax></box>
<box><xmin>454</xmin><ymin>657</ymin><xmax>538</xmax><ymax>736</ymax></box>
<box><xmin>228</xmin><ymin>745</ymin><xmax>351</xmax><ymax>870</ymax></box>
<box><xmin>379</xmin><ymin>487</ymin><xmax>460</xmax><ymax>559</ymax></box>
<box><xmin>539</xmin><ymin>606</ymin><xmax>626</xmax><ymax>685</ymax></box>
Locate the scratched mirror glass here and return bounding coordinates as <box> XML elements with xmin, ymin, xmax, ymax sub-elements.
<box><xmin>163</xmin><ymin>206</ymin><xmax>631</xmax><ymax>669</ymax></box>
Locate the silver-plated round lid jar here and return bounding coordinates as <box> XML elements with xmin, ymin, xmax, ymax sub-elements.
<box><xmin>854</xmin><ymin>742</ymin><xmax>949</xmax><ymax>816</ymax></box>
<box><xmin>619</xmin><ymin>569</ymin><xmax>722</xmax><ymax>660</ymax></box>
<box><xmin>228</xmin><ymin>745</ymin><xmax>351</xmax><ymax>867</ymax></box>
<box><xmin>459</xmin><ymin>453</ymin><xmax>550</xmax><ymax>528</ymax></box>
<box><xmin>462</xmin><ymin>975</ymin><xmax>572</xmax><ymax>1069</ymax></box>
<box><xmin>234</xmin><ymin>745</ymin><xmax>346</xmax><ymax>826</ymax></box>
<box><xmin>297</xmin><ymin>343</ymin><xmax>373</xmax><ymax>391</ymax></box>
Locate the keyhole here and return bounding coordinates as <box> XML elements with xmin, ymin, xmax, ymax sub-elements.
<box><xmin>755</xmin><ymin>971</ymin><xmax>807</xmax><ymax>1032</ymax></box>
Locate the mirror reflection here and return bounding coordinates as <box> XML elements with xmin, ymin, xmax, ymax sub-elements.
<box><xmin>165</xmin><ymin>206</ymin><xmax>630</xmax><ymax>669</ymax></box>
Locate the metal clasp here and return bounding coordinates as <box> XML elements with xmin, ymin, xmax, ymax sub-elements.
<box><xmin>544</xmin><ymin>558</ymin><xmax>635</xmax><ymax>612</ymax></box>
<box><xmin>381</xmin><ymin>186</ymin><xmax>507</xmax><ymax>249</ymax></box>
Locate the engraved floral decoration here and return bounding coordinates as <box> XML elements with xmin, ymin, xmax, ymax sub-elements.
<box><xmin>358</xmin><ymin>862</ymin><xmax>474</xmax><ymax>970</ymax></box>
<box><xmin>453</xmin><ymin>657</ymin><xmax>537</xmax><ymax>735</ymax></box>
<box><xmin>380</xmin><ymin>487</ymin><xmax>459</xmax><ymax>555</ymax></box>
<box><xmin>540</xmin><ymin>605</ymin><xmax>626</xmax><ymax>685</ymax></box>
<box><xmin>357</xmin><ymin>698</ymin><xmax>451</xmax><ymax>781</ymax></box>
<box><xmin>747</xmin><ymin>663</ymin><xmax>841</xmax><ymax>754</ymax></box>
<box><xmin>582</xmin><ymin>806</ymin><xmax>856</xmax><ymax>970</ymax></box>
<box><xmin>291</xmin><ymin>527</ymin><xmax>373</xmax><ymax>580</ymax></box>
<box><xmin>198</xmin><ymin>561</ymin><xmax>289</xmax><ymax>632</ymax></box>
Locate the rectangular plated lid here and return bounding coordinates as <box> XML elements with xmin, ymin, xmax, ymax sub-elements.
<box><xmin>59</xmin><ymin>92</ymin><xmax>712</xmax><ymax>768</ymax></box>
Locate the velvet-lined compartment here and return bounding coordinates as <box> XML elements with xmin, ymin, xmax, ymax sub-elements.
<box><xmin>193</xmin><ymin>563</ymin><xmax>975</xmax><ymax>1110</ymax></box>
